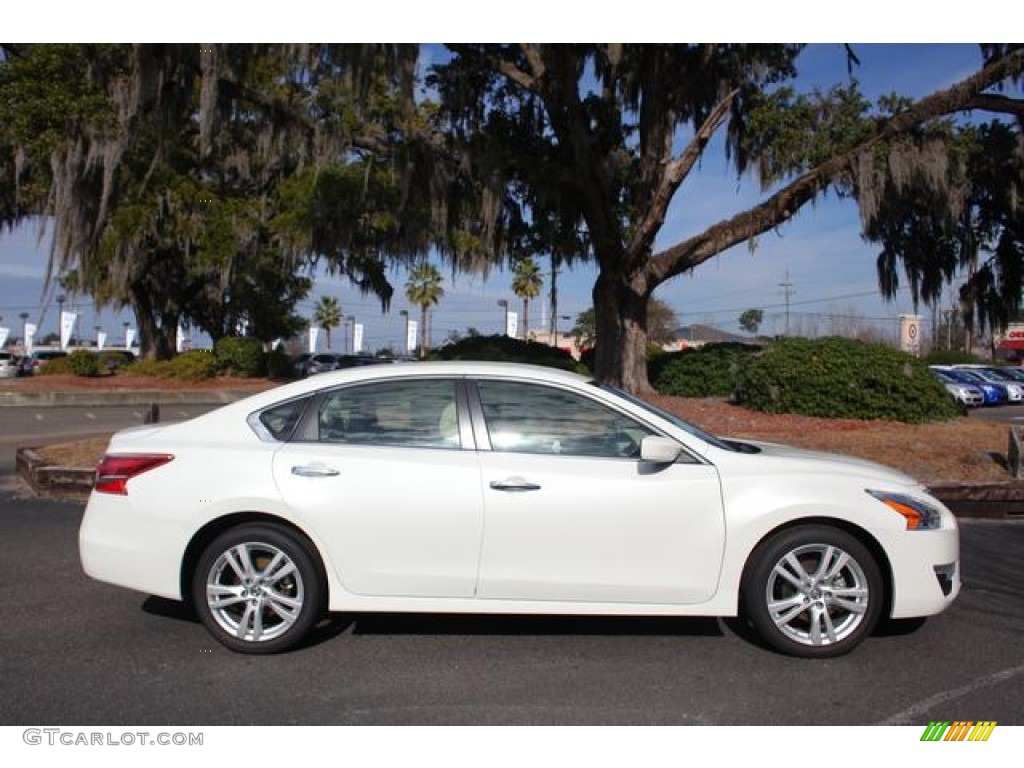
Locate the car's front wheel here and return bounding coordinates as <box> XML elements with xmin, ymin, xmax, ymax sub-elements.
<box><xmin>192</xmin><ymin>523</ymin><xmax>325</xmax><ymax>654</ymax></box>
<box><xmin>741</xmin><ymin>525</ymin><xmax>883</xmax><ymax>658</ymax></box>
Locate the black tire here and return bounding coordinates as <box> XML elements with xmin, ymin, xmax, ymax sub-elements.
<box><xmin>192</xmin><ymin>523</ymin><xmax>325</xmax><ymax>654</ymax></box>
<box><xmin>741</xmin><ymin>525</ymin><xmax>883</xmax><ymax>658</ymax></box>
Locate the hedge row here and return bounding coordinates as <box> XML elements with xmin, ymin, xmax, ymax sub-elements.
<box><xmin>733</xmin><ymin>337</ymin><xmax>958</xmax><ymax>423</ymax></box>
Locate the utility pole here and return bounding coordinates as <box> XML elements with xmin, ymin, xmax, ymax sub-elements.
<box><xmin>779</xmin><ymin>270</ymin><xmax>795</xmax><ymax>336</ymax></box>
<box><xmin>549</xmin><ymin>252</ymin><xmax>560</xmax><ymax>341</ymax></box>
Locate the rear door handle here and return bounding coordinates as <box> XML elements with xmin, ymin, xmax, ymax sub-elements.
<box><xmin>489</xmin><ymin>477</ymin><xmax>541</xmax><ymax>492</ymax></box>
<box><xmin>291</xmin><ymin>464</ymin><xmax>340</xmax><ymax>477</ymax></box>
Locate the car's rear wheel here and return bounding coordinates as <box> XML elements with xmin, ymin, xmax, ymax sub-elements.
<box><xmin>192</xmin><ymin>523</ymin><xmax>324</xmax><ymax>654</ymax></box>
<box><xmin>741</xmin><ymin>525</ymin><xmax>883</xmax><ymax>658</ymax></box>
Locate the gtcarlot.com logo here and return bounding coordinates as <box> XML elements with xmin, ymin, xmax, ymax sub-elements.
<box><xmin>920</xmin><ymin>721</ymin><xmax>997</xmax><ymax>742</ymax></box>
<box><xmin>23</xmin><ymin>729</ymin><xmax>203</xmax><ymax>747</ymax></box>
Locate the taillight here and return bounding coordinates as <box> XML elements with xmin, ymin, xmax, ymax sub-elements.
<box><xmin>94</xmin><ymin>454</ymin><xmax>174</xmax><ymax>495</ymax></box>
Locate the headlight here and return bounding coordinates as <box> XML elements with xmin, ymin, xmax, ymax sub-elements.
<box><xmin>866</xmin><ymin>490</ymin><xmax>943</xmax><ymax>530</ymax></box>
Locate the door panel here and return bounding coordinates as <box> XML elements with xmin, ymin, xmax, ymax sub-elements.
<box><xmin>471</xmin><ymin>379</ymin><xmax>726</xmax><ymax>604</ymax></box>
<box><xmin>477</xmin><ymin>452</ymin><xmax>725</xmax><ymax>603</ymax></box>
<box><xmin>271</xmin><ymin>377</ymin><xmax>483</xmax><ymax>598</ymax></box>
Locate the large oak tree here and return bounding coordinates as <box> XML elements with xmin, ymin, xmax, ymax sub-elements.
<box><xmin>430</xmin><ymin>44</ymin><xmax>1024</xmax><ymax>391</ymax></box>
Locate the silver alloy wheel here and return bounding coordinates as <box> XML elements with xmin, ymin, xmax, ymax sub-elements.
<box><xmin>764</xmin><ymin>543</ymin><xmax>870</xmax><ymax>647</ymax></box>
<box><xmin>205</xmin><ymin>541</ymin><xmax>305</xmax><ymax>643</ymax></box>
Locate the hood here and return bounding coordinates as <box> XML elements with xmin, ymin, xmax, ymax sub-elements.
<box><xmin>723</xmin><ymin>438</ymin><xmax>920</xmax><ymax>488</ymax></box>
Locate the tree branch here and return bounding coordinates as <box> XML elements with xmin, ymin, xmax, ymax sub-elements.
<box><xmin>625</xmin><ymin>89</ymin><xmax>738</xmax><ymax>269</ymax></box>
<box><xmin>646</xmin><ymin>47</ymin><xmax>1024</xmax><ymax>285</ymax></box>
<box><xmin>963</xmin><ymin>93</ymin><xmax>1024</xmax><ymax>118</ymax></box>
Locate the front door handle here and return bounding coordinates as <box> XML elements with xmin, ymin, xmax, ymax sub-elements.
<box><xmin>489</xmin><ymin>477</ymin><xmax>541</xmax><ymax>492</ymax></box>
<box><xmin>291</xmin><ymin>464</ymin><xmax>340</xmax><ymax>477</ymax></box>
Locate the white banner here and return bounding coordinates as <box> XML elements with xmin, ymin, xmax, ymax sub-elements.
<box><xmin>308</xmin><ymin>326</ymin><xmax>319</xmax><ymax>353</ymax></box>
<box><xmin>353</xmin><ymin>323</ymin><xmax>364</xmax><ymax>354</ymax></box>
<box><xmin>0</xmin><ymin>327</ymin><xmax>9</xmax><ymax>348</ymax></box>
<box><xmin>406</xmin><ymin>319</ymin><xmax>418</xmax><ymax>354</ymax></box>
<box><xmin>176</xmin><ymin>321</ymin><xmax>186</xmax><ymax>353</ymax></box>
<box><xmin>507</xmin><ymin>310</ymin><xmax>519</xmax><ymax>339</ymax></box>
<box><xmin>125</xmin><ymin>327</ymin><xmax>136</xmax><ymax>351</ymax></box>
<box><xmin>60</xmin><ymin>310</ymin><xmax>76</xmax><ymax>350</ymax></box>
<box><xmin>97</xmin><ymin>331</ymin><xmax>107</xmax><ymax>351</ymax></box>
<box><xmin>24</xmin><ymin>322</ymin><xmax>37</xmax><ymax>355</ymax></box>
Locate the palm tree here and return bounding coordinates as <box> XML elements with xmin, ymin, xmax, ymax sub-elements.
<box><xmin>511</xmin><ymin>257</ymin><xmax>543</xmax><ymax>339</ymax></box>
<box><xmin>312</xmin><ymin>296</ymin><xmax>342</xmax><ymax>350</ymax></box>
<box><xmin>405</xmin><ymin>263</ymin><xmax>444</xmax><ymax>358</ymax></box>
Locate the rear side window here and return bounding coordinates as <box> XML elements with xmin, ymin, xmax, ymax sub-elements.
<box><xmin>257</xmin><ymin>398</ymin><xmax>309</xmax><ymax>441</ymax></box>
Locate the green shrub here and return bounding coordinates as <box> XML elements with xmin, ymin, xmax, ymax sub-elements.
<box><xmin>735</xmin><ymin>337</ymin><xmax>959</xmax><ymax>423</ymax></box>
<box><xmin>167</xmin><ymin>350</ymin><xmax>219</xmax><ymax>381</ymax></box>
<box><xmin>266</xmin><ymin>347</ymin><xmax>296</xmax><ymax>380</ymax></box>
<box><xmin>651</xmin><ymin>343</ymin><xmax>761</xmax><ymax>398</ymax></box>
<box><xmin>125</xmin><ymin>358</ymin><xmax>174</xmax><ymax>377</ymax></box>
<box><xmin>214</xmin><ymin>337</ymin><xmax>266</xmax><ymax>377</ymax></box>
<box><xmin>36</xmin><ymin>356</ymin><xmax>73</xmax><ymax>375</ymax></box>
<box><xmin>431</xmin><ymin>334</ymin><xmax>578</xmax><ymax>371</ymax></box>
<box><xmin>66</xmin><ymin>349</ymin><xmax>101</xmax><ymax>377</ymax></box>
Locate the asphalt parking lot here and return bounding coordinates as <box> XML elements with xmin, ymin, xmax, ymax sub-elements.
<box><xmin>1</xmin><ymin>487</ymin><xmax>1021</xmax><ymax>726</ymax></box>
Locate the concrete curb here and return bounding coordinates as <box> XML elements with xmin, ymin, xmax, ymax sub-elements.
<box><xmin>0</xmin><ymin>388</ymin><xmax>262</xmax><ymax>407</ymax></box>
<box><xmin>16</xmin><ymin>447</ymin><xmax>95</xmax><ymax>502</ymax></box>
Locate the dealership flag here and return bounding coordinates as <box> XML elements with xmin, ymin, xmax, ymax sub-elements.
<box><xmin>353</xmin><ymin>323</ymin><xmax>364</xmax><ymax>354</ymax></box>
<box><xmin>308</xmin><ymin>326</ymin><xmax>319</xmax><ymax>353</ymax></box>
<box><xmin>125</xmin><ymin>327</ymin><xmax>136</xmax><ymax>350</ymax></box>
<box><xmin>406</xmin><ymin>320</ymin><xmax>418</xmax><ymax>354</ymax></box>
<box><xmin>506</xmin><ymin>310</ymin><xmax>519</xmax><ymax>339</ymax></box>
<box><xmin>24</xmin><ymin>323</ymin><xmax>36</xmax><ymax>354</ymax></box>
<box><xmin>97</xmin><ymin>331</ymin><xmax>107</xmax><ymax>351</ymax></box>
<box><xmin>0</xmin><ymin>327</ymin><xmax>9</xmax><ymax>348</ymax></box>
<box><xmin>60</xmin><ymin>310</ymin><xmax>76</xmax><ymax>350</ymax></box>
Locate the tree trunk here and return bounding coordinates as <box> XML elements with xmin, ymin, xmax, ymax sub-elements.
<box><xmin>131</xmin><ymin>285</ymin><xmax>174</xmax><ymax>360</ymax></box>
<box><xmin>592</xmin><ymin>270</ymin><xmax>651</xmax><ymax>394</ymax></box>
<box><xmin>419</xmin><ymin>305</ymin><xmax>428</xmax><ymax>358</ymax></box>
<box><xmin>522</xmin><ymin>297</ymin><xmax>529</xmax><ymax>338</ymax></box>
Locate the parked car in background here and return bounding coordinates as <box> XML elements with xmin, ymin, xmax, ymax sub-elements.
<box><xmin>931</xmin><ymin>369</ymin><xmax>984</xmax><ymax>409</ymax></box>
<box><xmin>80</xmin><ymin>361</ymin><xmax>961</xmax><ymax>659</ymax></box>
<box><xmin>95</xmin><ymin>349</ymin><xmax>137</xmax><ymax>372</ymax></box>
<box><xmin>0</xmin><ymin>351</ymin><xmax>20</xmax><ymax>379</ymax></box>
<box><xmin>19</xmin><ymin>349</ymin><xmax>68</xmax><ymax>376</ymax></box>
<box><xmin>307</xmin><ymin>353</ymin><xmax>391</xmax><ymax>375</ymax></box>
<box><xmin>931</xmin><ymin>367</ymin><xmax>1008</xmax><ymax>405</ymax></box>
<box><xmin>953</xmin><ymin>366</ymin><xmax>1024</xmax><ymax>402</ymax></box>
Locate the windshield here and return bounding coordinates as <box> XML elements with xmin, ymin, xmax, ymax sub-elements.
<box><xmin>597</xmin><ymin>383</ymin><xmax>736</xmax><ymax>452</ymax></box>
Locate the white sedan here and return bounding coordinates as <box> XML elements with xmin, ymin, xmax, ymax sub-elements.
<box><xmin>79</xmin><ymin>362</ymin><xmax>960</xmax><ymax>658</ymax></box>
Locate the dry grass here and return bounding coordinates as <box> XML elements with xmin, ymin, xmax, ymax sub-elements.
<box><xmin>34</xmin><ymin>394</ymin><xmax>1012</xmax><ymax>487</ymax></box>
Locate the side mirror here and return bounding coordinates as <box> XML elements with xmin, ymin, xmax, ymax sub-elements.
<box><xmin>640</xmin><ymin>436</ymin><xmax>683</xmax><ymax>464</ymax></box>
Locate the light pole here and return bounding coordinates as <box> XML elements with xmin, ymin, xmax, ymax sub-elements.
<box><xmin>497</xmin><ymin>299</ymin><xmax>509</xmax><ymax>336</ymax></box>
<box><xmin>56</xmin><ymin>294</ymin><xmax>65</xmax><ymax>346</ymax></box>
<box><xmin>399</xmin><ymin>310</ymin><xmax>409</xmax><ymax>356</ymax></box>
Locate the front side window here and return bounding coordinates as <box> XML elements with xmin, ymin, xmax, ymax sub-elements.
<box><xmin>477</xmin><ymin>380</ymin><xmax>655</xmax><ymax>458</ymax></box>
<box><xmin>318</xmin><ymin>379</ymin><xmax>460</xmax><ymax>449</ymax></box>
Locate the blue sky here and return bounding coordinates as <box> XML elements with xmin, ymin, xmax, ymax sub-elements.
<box><xmin>0</xmin><ymin>44</ymin><xmax>1008</xmax><ymax>350</ymax></box>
